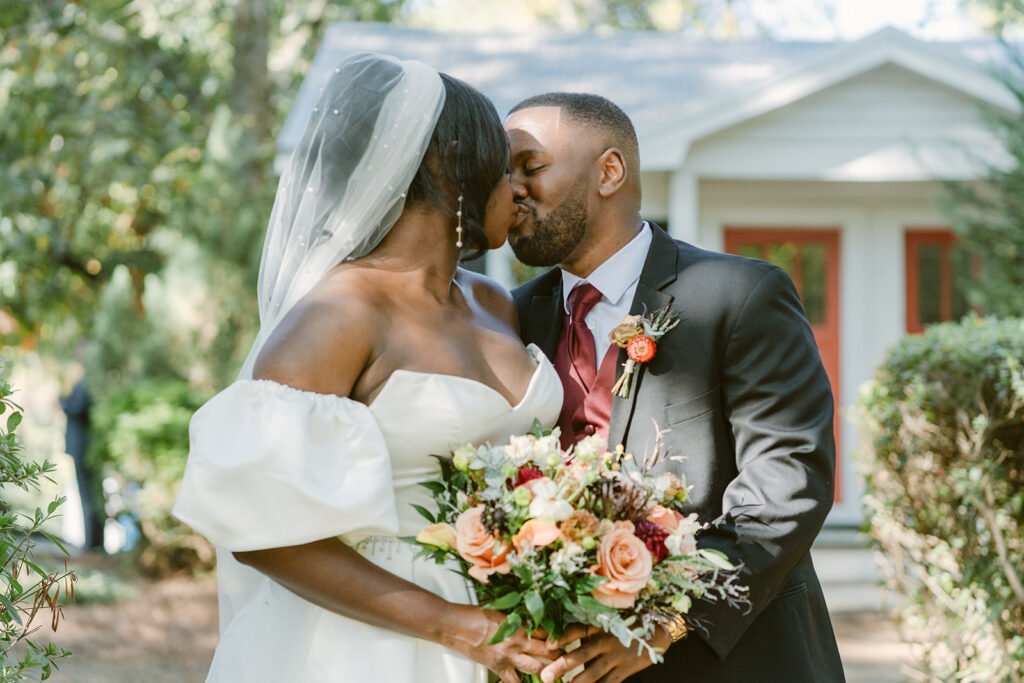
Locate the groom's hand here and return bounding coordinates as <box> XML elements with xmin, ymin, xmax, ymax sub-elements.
<box><xmin>540</xmin><ymin>625</ymin><xmax>671</xmax><ymax>683</ymax></box>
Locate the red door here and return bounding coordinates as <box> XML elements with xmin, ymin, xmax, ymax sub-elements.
<box><xmin>724</xmin><ymin>229</ymin><xmax>842</xmax><ymax>502</ymax></box>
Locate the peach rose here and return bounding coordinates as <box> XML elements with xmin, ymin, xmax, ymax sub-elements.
<box><xmin>647</xmin><ymin>505</ymin><xmax>684</xmax><ymax>531</ymax></box>
<box><xmin>455</xmin><ymin>506</ymin><xmax>511</xmax><ymax>583</ymax></box>
<box><xmin>591</xmin><ymin>521</ymin><xmax>653</xmax><ymax>609</ymax></box>
<box><xmin>416</xmin><ymin>522</ymin><xmax>457</xmax><ymax>550</ymax></box>
<box><xmin>511</xmin><ymin>519</ymin><xmax>561</xmax><ymax>554</ymax></box>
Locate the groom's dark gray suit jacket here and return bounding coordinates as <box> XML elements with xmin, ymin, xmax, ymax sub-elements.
<box><xmin>512</xmin><ymin>225</ymin><xmax>845</xmax><ymax>682</ymax></box>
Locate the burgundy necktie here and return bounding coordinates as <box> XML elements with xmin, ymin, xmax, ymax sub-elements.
<box><xmin>566</xmin><ymin>283</ymin><xmax>603</xmax><ymax>390</ymax></box>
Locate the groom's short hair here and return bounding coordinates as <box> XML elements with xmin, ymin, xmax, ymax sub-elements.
<box><xmin>509</xmin><ymin>92</ymin><xmax>639</xmax><ymax>164</ymax></box>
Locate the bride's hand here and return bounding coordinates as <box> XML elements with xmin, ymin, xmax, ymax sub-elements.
<box><xmin>445</xmin><ymin>606</ymin><xmax>561</xmax><ymax>683</ymax></box>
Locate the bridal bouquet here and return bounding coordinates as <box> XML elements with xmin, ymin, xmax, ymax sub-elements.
<box><xmin>408</xmin><ymin>422</ymin><xmax>748</xmax><ymax>666</ymax></box>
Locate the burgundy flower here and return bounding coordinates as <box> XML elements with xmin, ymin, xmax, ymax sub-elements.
<box><xmin>515</xmin><ymin>466</ymin><xmax>545</xmax><ymax>488</ymax></box>
<box><xmin>633</xmin><ymin>519</ymin><xmax>670</xmax><ymax>563</ymax></box>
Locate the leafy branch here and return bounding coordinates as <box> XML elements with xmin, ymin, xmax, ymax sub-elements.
<box><xmin>0</xmin><ymin>367</ymin><xmax>75</xmax><ymax>681</ymax></box>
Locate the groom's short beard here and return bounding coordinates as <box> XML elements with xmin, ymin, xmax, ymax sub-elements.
<box><xmin>510</xmin><ymin>182</ymin><xmax>588</xmax><ymax>267</ymax></box>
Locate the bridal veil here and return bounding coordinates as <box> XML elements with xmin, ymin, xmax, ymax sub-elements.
<box><xmin>242</xmin><ymin>52</ymin><xmax>445</xmax><ymax>378</ymax></box>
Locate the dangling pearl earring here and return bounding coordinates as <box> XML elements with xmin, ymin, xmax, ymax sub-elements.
<box><xmin>455</xmin><ymin>194</ymin><xmax>464</xmax><ymax>248</ymax></box>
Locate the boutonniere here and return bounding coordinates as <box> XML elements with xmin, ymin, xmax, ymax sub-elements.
<box><xmin>608</xmin><ymin>306</ymin><xmax>680</xmax><ymax>398</ymax></box>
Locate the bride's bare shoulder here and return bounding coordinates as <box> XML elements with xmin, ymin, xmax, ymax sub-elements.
<box><xmin>455</xmin><ymin>267</ymin><xmax>518</xmax><ymax>332</ymax></box>
<box><xmin>253</xmin><ymin>268</ymin><xmax>388</xmax><ymax>396</ymax></box>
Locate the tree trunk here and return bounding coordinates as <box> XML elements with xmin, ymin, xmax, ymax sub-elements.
<box><xmin>231</xmin><ymin>0</ymin><xmax>272</xmax><ymax>186</ymax></box>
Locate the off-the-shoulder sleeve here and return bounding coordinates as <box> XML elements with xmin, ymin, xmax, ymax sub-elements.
<box><xmin>173</xmin><ymin>380</ymin><xmax>399</xmax><ymax>552</ymax></box>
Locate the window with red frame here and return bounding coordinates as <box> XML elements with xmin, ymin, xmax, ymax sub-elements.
<box><xmin>905</xmin><ymin>229</ymin><xmax>977</xmax><ymax>334</ymax></box>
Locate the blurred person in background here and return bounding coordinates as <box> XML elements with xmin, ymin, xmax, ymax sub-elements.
<box><xmin>60</xmin><ymin>340</ymin><xmax>105</xmax><ymax>550</ymax></box>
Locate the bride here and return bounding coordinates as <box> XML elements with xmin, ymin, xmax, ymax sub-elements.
<box><xmin>173</xmin><ymin>53</ymin><xmax>563</xmax><ymax>682</ymax></box>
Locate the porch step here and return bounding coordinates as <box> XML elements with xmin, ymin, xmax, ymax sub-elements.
<box><xmin>810</xmin><ymin>527</ymin><xmax>898</xmax><ymax>614</ymax></box>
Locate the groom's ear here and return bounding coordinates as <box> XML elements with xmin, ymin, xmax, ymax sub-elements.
<box><xmin>595</xmin><ymin>147</ymin><xmax>627</xmax><ymax>198</ymax></box>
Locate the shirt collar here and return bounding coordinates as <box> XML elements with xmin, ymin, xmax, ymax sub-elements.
<box><xmin>561</xmin><ymin>222</ymin><xmax>652</xmax><ymax>313</ymax></box>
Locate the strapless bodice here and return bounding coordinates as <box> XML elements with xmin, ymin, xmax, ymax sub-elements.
<box><xmin>367</xmin><ymin>343</ymin><xmax>562</xmax><ymax>535</ymax></box>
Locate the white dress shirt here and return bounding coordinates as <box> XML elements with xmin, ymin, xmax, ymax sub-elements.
<box><xmin>561</xmin><ymin>223</ymin><xmax>653</xmax><ymax>370</ymax></box>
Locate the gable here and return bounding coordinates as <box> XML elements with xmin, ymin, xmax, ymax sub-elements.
<box><xmin>682</xmin><ymin>63</ymin><xmax>1007</xmax><ymax>181</ymax></box>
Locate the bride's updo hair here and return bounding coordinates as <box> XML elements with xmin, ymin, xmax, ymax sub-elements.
<box><xmin>405</xmin><ymin>73</ymin><xmax>508</xmax><ymax>259</ymax></box>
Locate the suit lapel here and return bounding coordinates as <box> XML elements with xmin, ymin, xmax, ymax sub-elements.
<box><xmin>608</xmin><ymin>225</ymin><xmax>679</xmax><ymax>449</ymax></box>
<box><xmin>524</xmin><ymin>279</ymin><xmax>564</xmax><ymax>361</ymax></box>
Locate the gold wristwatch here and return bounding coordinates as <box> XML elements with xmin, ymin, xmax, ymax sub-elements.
<box><xmin>664</xmin><ymin>615</ymin><xmax>688</xmax><ymax>643</ymax></box>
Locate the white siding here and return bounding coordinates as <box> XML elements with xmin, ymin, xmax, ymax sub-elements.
<box><xmin>639</xmin><ymin>171</ymin><xmax>670</xmax><ymax>222</ymax></box>
<box><xmin>686</xmin><ymin>64</ymin><xmax>1002</xmax><ymax>181</ymax></box>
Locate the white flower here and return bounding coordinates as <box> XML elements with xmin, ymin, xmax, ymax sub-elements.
<box><xmin>529</xmin><ymin>477</ymin><xmax>558</xmax><ymax>499</ymax></box>
<box><xmin>529</xmin><ymin>497</ymin><xmax>574</xmax><ymax>522</ymax></box>
<box><xmin>549</xmin><ymin>542</ymin><xmax>587</xmax><ymax>574</ymax></box>
<box><xmin>532</xmin><ymin>433</ymin><xmax>562</xmax><ymax>462</ymax></box>
<box><xmin>666</xmin><ymin>532</ymin><xmax>697</xmax><ymax>557</ymax></box>
<box><xmin>503</xmin><ymin>432</ymin><xmax>565</xmax><ymax>468</ymax></box>
<box><xmin>675</xmin><ymin>512</ymin><xmax>702</xmax><ymax>536</ymax></box>
<box><xmin>503</xmin><ymin>435</ymin><xmax>537</xmax><ymax>466</ymax></box>
<box><xmin>572</xmin><ymin>434</ymin><xmax>607</xmax><ymax>462</ymax></box>
<box><xmin>670</xmin><ymin>594</ymin><xmax>692</xmax><ymax>613</ymax></box>
<box><xmin>665</xmin><ymin>513</ymin><xmax>701</xmax><ymax>556</ymax></box>
<box><xmin>528</xmin><ymin>478</ymin><xmax>573</xmax><ymax>522</ymax></box>
<box><xmin>651</xmin><ymin>474</ymin><xmax>676</xmax><ymax>499</ymax></box>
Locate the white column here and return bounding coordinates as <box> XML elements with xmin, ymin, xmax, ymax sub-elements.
<box><xmin>668</xmin><ymin>166</ymin><xmax>699</xmax><ymax>245</ymax></box>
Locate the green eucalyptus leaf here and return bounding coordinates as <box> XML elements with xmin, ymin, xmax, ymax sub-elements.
<box><xmin>487</xmin><ymin>612</ymin><xmax>522</xmax><ymax>646</ymax></box>
<box><xmin>524</xmin><ymin>589</ymin><xmax>545</xmax><ymax>624</ymax></box>
<box><xmin>409</xmin><ymin>504</ymin><xmax>436</xmax><ymax>524</ymax></box>
<box><xmin>485</xmin><ymin>591</ymin><xmax>522</xmax><ymax>610</ymax></box>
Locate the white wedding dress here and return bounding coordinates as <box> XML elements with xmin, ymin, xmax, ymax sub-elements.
<box><xmin>174</xmin><ymin>344</ymin><xmax>562</xmax><ymax>683</ymax></box>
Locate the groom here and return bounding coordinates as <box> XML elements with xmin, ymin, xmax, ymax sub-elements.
<box><xmin>505</xmin><ymin>93</ymin><xmax>845</xmax><ymax>682</ymax></box>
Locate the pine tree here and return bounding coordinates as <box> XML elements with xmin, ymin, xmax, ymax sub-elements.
<box><xmin>939</xmin><ymin>48</ymin><xmax>1024</xmax><ymax>317</ymax></box>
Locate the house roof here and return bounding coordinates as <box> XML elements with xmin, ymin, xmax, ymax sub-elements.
<box><xmin>278</xmin><ymin>24</ymin><xmax>1015</xmax><ymax>171</ymax></box>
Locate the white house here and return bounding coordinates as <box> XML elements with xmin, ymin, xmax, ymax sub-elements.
<box><xmin>280</xmin><ymin>24</ymin><xmax>1017</xmax><ymax>525</ymax></box>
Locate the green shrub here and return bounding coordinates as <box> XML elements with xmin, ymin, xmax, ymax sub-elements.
<box><xmin>0</xmin><ymin>364</ymin><xmax>74</xmax><ymax>680</ymax></box>
<box><xmin>857</xmin><ymin>315</ymin><xmax>1024</xmax><ymax>681</ymax></box>
<box><xmin>89</xmin><ymin>379</ymin><xmax>214</xmax><ymax>576</ymax></box>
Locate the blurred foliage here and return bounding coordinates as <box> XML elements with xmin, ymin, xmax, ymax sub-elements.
<box><xmin>55</xmin><ymin>566</ymin><xmax>139</xmax><ymax>606</ymax></box>
<box><xmin>31</xmin><ymin>557</ymin><xmax>140</xmax><ymax>606</ymax></box>
<box><xmin>0</xmin><ymin>0</ymin><xmax>407</xmax><ymax>364</ymax></box>
<box><xmin>856</xmin><ymin>316</ymin><xmax>1024</xmax><ymax>682</ymax></box>
<box><xmin>89</xmin><ymin>379</ymin><xmax>212</xmax><ymax>576</ymax></box>
<box><xmin>0</xmin><ymin>362</ymin><xmax>75</xmax><ymax>680</ymax></box>
<box><xmin>1</xmin><ymin>1</ymin><xmax>239</xmax><ymax>349</ymax></box>
<box><xmin>962</xmin><ymin>0</ymin><xmax>1024</xmax><ymax>35</ymax></box>
<box><xmin>939</xmin><ymin>40</ymin><xmax>1024</xmax><ymax>318</ymax></box>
